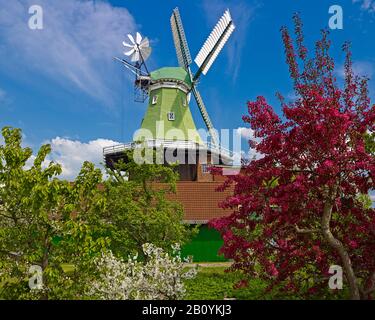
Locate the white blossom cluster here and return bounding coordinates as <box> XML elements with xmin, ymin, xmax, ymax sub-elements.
<box><xmin>87</xmin><ymin>243</ymin><xmax>197</xmax><ymax>300</ymax></box>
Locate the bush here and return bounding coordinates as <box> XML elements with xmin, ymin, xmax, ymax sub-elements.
<box><xmin>87</xmin><ymin>243</ymin><xmax>197</xmax><ymax>300</ymax></box>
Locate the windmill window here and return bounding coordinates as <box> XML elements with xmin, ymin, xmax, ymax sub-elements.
<box><xmin>202</xmin><ymin>164</ymin><xmax>211</xmax><ymax>174</ymax></box>
<box><xmin>152</xmin><ymin>95</ymin><xmax>158</xmax><ymax>105</ymax></box>
<box><xmin>167</xmin><ymin>112</ymin><xmax>175</xmax><ymax>121</ymax></box>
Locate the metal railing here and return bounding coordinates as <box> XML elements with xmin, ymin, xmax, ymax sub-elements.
<box><xmin>103</xmin><ymin>139</ymin><xmax>234</xmax><ymax>159</ymax></box>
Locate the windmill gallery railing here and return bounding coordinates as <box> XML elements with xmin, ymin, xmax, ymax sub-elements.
<box><xmin>103</xmin><ymin>139</ymin><xmax>234</xmax><ymax>162</ymax></box>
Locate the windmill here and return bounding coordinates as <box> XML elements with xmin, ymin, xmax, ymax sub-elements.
<box><xmin>103</xmin><ymin>8</ymin><xmax>239</xmax><ymax>256</ymax></box>
<box><xmin>115</xmin><ymin>7</ymin><xmax>235</xmax><ymax>146</ymax></box>
<box><xmin>106</xmin><ymin>7</ymin><xmax>236</xmax><ymax>177</ymax></box>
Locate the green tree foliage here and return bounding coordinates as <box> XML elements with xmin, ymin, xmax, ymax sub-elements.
<box><xmin>103</xmin><ymin>150</ymin><xmax>197</xmax><ymax>258</ymax></box>
<box><xmin>0</xmin><ymin>127</ymin><xmax>194</xmax><ymax>299</ymax></box>
<box><xmin>365</xmin><ymin>132</ymin><xmax>375</xmax><ymax>156</ymax></box>
<box><xmin>0</xmin><ymin>127</ymin><xmax>108</xmax><ymax>299</ymax></box>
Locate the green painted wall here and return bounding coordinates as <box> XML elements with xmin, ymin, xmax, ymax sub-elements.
<box><xmin>134</xmin><ymin>67</ymin><xmax>203</xmax><ymax>145</ymax></box>
<box><xmin>135</xmin><ymin>86</ymin><xmax>203</xmax><ymax>144</ymax></box>
<box><xmin>181</xmin><ymin>225</ymin><xmax>227</xmax><ymax>262</ymax></box>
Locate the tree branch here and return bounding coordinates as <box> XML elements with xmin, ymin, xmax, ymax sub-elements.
<box><xmin>295</xmin><ymin>225</ymin><xmax>319</xmax><ymax>234</ymax></box>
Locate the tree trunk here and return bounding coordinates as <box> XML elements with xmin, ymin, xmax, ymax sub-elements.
<box><xmin>321</xmin><ymin>200</ymin><xmax>361</xmax><ymax>300</ymax></box>
<box><xmin>363</xmin><ymin>270</ymin><xmax>375</xmax><ymax>299</ymax></box>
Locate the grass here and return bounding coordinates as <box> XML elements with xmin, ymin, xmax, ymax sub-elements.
<box><xmin>183</xmin><ymin>265</ymin><xmax>348</xmax><ymax>300</ymax></box>
<box><xmin>184</xmin><ymin>266</ymin><xmax>276</xmax><ymax>300</ymax></box>
<box><xmin>2</xmin><ymin>263</ymin><xmax>349</xmax><ymax>300</ymax></box>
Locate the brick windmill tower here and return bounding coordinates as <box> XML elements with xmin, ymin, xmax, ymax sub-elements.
<box><xmin>104</xmin><ymin>8</ymin><xmax>237</xmax><ymax>261</ymax></box>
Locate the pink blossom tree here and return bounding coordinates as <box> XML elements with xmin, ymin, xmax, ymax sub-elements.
<box><xmin>211</xmin><ymin>15</ymin><xmax>375</xmax><ymax>300</ymax></box>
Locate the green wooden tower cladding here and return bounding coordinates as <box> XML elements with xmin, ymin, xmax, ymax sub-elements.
<box><xmin>134</xmin><ymin>67</ymin><xmax>203</xmax><ymax>145</ymax></box>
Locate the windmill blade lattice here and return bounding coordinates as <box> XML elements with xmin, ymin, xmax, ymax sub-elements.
<box><xmin>194</xmin><ymin>10</ymin><xmax>235</xmax><ymax>78</ymax></box>
<box><xmin>191</xmin><ymin>86</ymin><xmax>219</xmax><ymax>146</ymax></box>
<box><xmin>169</xmin><ymin>7</ymin><xmax>236</xmax><ymax>147</ymax></box>
<box><xmin>170</xmin><ymin>8</ymin><xmax>192</xmax><ymax>70</ymax></box>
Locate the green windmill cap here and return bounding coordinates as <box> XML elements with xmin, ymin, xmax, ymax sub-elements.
<box><xmin>150</xmin><ymin>67</ymin><xmax>192</xmax><ymax>87</ymax></box>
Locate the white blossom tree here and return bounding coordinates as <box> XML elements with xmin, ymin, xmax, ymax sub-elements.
<box><xmin>88</xmin><ymin>243</ymin><xmax>197</xmax><ymax>300</ymax></box>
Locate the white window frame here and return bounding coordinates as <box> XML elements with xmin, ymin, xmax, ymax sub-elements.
<box><xmin>152</xmin><ymin>95</ymin><xmax>158</xmax><ymax>105</ymax></box>
<box><xmin>167</xmin><ymin>112</ymin><xmax>175</xmax><ymax>121</ymax></box>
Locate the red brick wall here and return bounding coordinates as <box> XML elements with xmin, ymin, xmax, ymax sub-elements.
<box><xmin>168</xmin><ymin>181</ymin><xmax>233</xmax><ymax>223</ymax></box>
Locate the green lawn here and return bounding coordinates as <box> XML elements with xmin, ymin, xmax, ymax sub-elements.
<box><xmin>184</xmin><ymin>266</ymin><xmax>276</xmax><ymax>300</ymax></box>
<box><xmin>183</xmin><ymin>265</ymin><xmax>348</xmax><ymax>300</ymax></box>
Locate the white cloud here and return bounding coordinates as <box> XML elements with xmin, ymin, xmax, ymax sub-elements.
<box><xmin>236</xmin><ymin>126</ymin><xmax>261</xmax><ymax>142</ymax></box>
<box><xmin>0</xmin><ymin>0</ymin><xmax>137</xmax><ymax>105</ymax></box>
<box><xmin>235</xmin><ymin>127</ymin><xmax>262</xmax><ymax>162</ymax></box>
<box><xmin>353</xmin><ymin>62</ymin><xmax>375</xmax><ymax>78</ymax></box>
<box><xmin>336</xmin><ymin>61</ymin><xmax>375</xmax><ymax>79</ymax></box>
<box><xmin>236</xmin><ymin>126</ymin><xmax>254</xmax><ymax>140</ymax></box>
<box><xmin>353</xmin><ymin>0</ymin><xmax>375</xmax><ymax>12</ymax></box>
<box><xmin>336</xmin><ymin>61</ymin><xmax>375</xmax><ymax>100</ymax></box>
<box><xmin>43</xmin><ymin>137</ymin><xmax>119</xmax><ymax>180</ymax></box>
<box><xmin>286</xmin><ymin>91</ymin><xmax>299</xmax><ymax>101</ymax></box>
<box><xmin>202</xmin><ymin>0</ymin><xmax>257</xmax><ymax>82</ymax></box>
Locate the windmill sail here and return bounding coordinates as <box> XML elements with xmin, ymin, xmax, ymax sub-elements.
<box><xmin>192</xmin><ymin>86</ymin><xmax>219</xmax><ymax>146</ymax></box>
<box><xmin>194</xmin><ymin>10</ymin><xmax>235</xmax><ymax>79</ymax></box>
<box><xmin>170</xmin><ymin>8</ymin><xmax>192</xmax><ymax>69</ymax></box>
<box><xmin>169</xmin><ymin>7</ymin><xmax>235</xmax><ymax>147</ymax></box>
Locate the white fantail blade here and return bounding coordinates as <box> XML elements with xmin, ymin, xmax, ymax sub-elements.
<box><xmin>194</xmin><ymin>9</ymin><xmax>235</xmax><ymax>75</ymax></box>
<box><xmin>122</xmin><ymin>41</ymin><xmax>134</xmax><ymax>48</ymax></box>
<box><xmin>136</xmin><ymin>32</ymin><xmax>142</xmax><ymax>45</ymax></box>
<box><xmin>139</xmin><ymin>37</ymin><xmax>150</xmax><ymax>49</ymax></box>
<box><xmin>139</xmin><ymin>46</ymin><xmax>152</xmax><ymax>61</ymax></box>
<box><xmin>170</xmin><ymin>7</ymin><xmax>192</xmax><ymax>69</ymax></box>
<box><xmin>127</xmin><ymin>33</ymin><xmax>135</xmax><ymax>45</ymax></box>
<box><xmin>122</xmin><ymin>32</ymin><xmax>152</xmax><ymax>62</ymax></box>
<box><xmin>124</xmin><ymin>48</ymin><xmax>135</xmax><ymax>56</ymax></box>
<box><xmin>131</xmin><ymin>51</ymin><xmax>140</xmax><ymax>62</ymax></box>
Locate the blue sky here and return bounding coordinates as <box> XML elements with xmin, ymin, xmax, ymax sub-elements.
<box><xmin>0</xmin><ymin>0</ymin><xmax>374</xmax><ymax>178</ymax></box>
